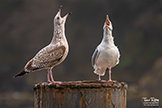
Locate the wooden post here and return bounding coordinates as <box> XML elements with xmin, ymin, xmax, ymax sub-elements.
<box><xmin>33</xmin><ymin>80</ymin><xmax>128</xmax><ymax>108</ymax></box>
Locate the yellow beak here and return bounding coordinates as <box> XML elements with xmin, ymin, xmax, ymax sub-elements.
<box><xmin>105</xmin><ymin>15</ymin><xmax>110</xmax><ymax>27</ymax></box>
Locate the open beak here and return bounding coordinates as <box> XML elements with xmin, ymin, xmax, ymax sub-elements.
<box><xmin>105</xmin><ymin>15</ymin><xmax>110</xmax><ymax>27</ymax></box>
<box><xmin>58</xmin><ymin>5</ymin><xmax>72</xmax><ymax>19</ymax></box>
<box><xmin>63</xmin><ymin>12</ymin><xmax>72</xmax><ymax>19</ymax></box>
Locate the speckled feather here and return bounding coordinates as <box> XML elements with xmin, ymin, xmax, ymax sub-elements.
<box><xmin>25</xmin><ymin>45</ymin><xmax>66</xmax><ymax>72</ymax></box>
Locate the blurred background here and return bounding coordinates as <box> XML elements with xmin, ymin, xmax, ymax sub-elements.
<box><xmin>1</xmin><ymin>0</ymin><xmax>162</xmax><ymax>108</ymax></box>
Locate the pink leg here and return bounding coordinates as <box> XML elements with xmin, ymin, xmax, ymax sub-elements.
<box><xmin>97</xmin><ymin>69</ymin><xmax>106</xmax><ymax>82</ymax></box>
<box><xmin>108</xmin><ymin>68</ymin><xmax>112</xmax><ymax>82</ymax></box>
<box><xmin>49</xmin><ymin>69</ymin><xmax>62</xmax><ymax>84</ymax></box>
<box><xmin>49</xmin><ymin>69</ymin><xmax>55</xmax><ymax>82</ymax></box>
<box><xmin>98</xmin><ymin>69</ymin><xmax>101</xmax><ymax>81</ymax></box>
<box><xmin>47</xmin><ymin>69</ymin><xmax>51</xmax><ymax>83</ymax></box>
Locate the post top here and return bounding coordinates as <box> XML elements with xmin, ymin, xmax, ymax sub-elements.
<box><xmin>33</xmin><ymin>80</ymin><xmax>128</xmax><ymax>90</ymax></box>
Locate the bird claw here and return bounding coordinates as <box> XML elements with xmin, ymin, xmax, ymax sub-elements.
<box><xmin>108</xmin><ymin>80</ymin><xmax>117</xmax><ymax>82</ymax></box>
<box><xmin>96</xmin><ymin>79</ymin><xmax>107</xmax><ymax>82</ymax></box>
<box><xmin>53</xmin><ymin>81</ymin><xmax>62</xmax><ymax>84</ymax></box>
<box><xmin>48</xmin><ymin>81</ymin><xmax>62</xmax><ymax>84</ymax></box>
<box><xmin>100</xmin><ymin>80</ymin><xmax>107</xmax><ymax>82</ymax></box>
<box><xmin>48</xmin><ymin>80</ymin><xmax>53</xmax><ymax>83</ymax></box>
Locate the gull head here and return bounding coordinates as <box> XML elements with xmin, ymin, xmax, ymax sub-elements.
<box><xmin>54</xmin><ymin>5</ymin><xmax>72</xmax><ymax>27</ymax></box>
<box><xmin>103</xmin><ymin>15</ymin><xmax>113</xmax><ymax>31</ymax></box>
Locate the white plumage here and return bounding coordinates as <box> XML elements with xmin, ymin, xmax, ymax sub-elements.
<box><xmin>14</xmin><ymin>6</ymin><xmax>71</xmax><ymax>83</ymax></box>
<box><xmin>92</xmin><ymin>15</ymin><xmax>120</xmax><ymax>82</ymax></box>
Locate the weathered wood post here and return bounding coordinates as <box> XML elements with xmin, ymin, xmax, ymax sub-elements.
<box><xmin>33</xmin><ymin>80</ymin><xmax>128</xmax><ymax>108</ymax></box>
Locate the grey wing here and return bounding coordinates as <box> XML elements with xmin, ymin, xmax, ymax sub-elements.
<box><xmin>91</xmin><ymin>47</ymin><xmax>100</xmax><ymax>66</ymax></box>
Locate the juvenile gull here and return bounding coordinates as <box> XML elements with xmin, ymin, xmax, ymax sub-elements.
<box><xmin>91</xmin><ymin>15</ymin><xmax>120</xmax><ymax>82</ymax></box>
<box><xmin>14</xmin><ymin>6</ymin><xmax>71</xmax><ymax>83</ymax></box>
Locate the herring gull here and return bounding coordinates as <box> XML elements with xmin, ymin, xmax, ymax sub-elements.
<box><xmin>92</xmin><ymin>15</ymin><xmax>120</xmax><ymax>82</ymax></box>
<box><xmin>14</xmin><ymin>6</ymin><xmax>71</xmax><ymax>83</ymax></box>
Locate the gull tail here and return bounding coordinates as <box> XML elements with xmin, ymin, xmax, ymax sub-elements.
<box><xmin>94</xmin><ymin>69</ymin><xmax>106</xmax><ymax>76</ymax></box>
<box><xmin>13</xmin><ymin>70</ymin><xmax>29</xmax><ymax>78</ymax></box>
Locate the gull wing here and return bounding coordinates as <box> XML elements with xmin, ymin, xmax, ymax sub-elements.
<box><xmin>91</xmin><ymin>47</ymin><xmax>100</xmax><ymax>66</ymax></box>
<box><xmin>25</xmin><ymin>45</ymin><xmax>66</xmax><ymax>71</ymax></box>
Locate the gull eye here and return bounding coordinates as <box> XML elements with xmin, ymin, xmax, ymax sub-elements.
<box><xmin>57</xmin><ymin>17</ymin><xmax>60</xmax><ymax>20</ymax></box>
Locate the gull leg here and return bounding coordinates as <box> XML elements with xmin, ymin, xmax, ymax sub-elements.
<box><xmin>49</xmin><ymin>69</ymin><xmax>62</xmax><ymax>84</ymax></box>
<box><xmin>97</xmin><ymin>69</ymin><xmax>106</xmax><ymax>82</ymax></box>
<box><xmin>99</xmin><ymin>74</ymin><xmax>101</xmax><ymax>81</ymax></box>
<box><xmin>108</xmin><ymin>68</ymin><xmax>112</xmax><ymax>82</ymax></box>
<box><xmin>47</xmin><ymin>69</ymin><xmax>51</xmax><ymax>83</ymax></box>
<box><xmin>49</xmin><ymin>69</ymin><xmax>55</xmax><ymax>82</ymax></box>
<box><xmin>98</xmin><ymin>69</ymin><xmax>101</xmax><ymax>81</ymax></box>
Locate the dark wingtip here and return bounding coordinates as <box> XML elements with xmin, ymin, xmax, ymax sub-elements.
<box><xmin>13</xmin><ymin>70</ymin><xmax>28</xmax><ymax>78</ymax></box>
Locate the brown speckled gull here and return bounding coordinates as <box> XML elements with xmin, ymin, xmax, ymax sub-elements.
<box><xmin>14</xmin><ymin>6</ymin><xmax>71</xmax><ymax>83</ymax></box>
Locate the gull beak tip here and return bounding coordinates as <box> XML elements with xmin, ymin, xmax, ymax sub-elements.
<box><xmin>106</xmin><ymin>15</ymin><xmax>109</xmax><ymax>21</ymax></box>
<box><xmin>105</xmin><ymin>15</ymin><xmax>110</xmax><ymax>27</ymax></box>
<box><xmin>59</xmin><ymin>5</ymin><xmax>63</xmax><ymax>9</ymax></box>
<box><xmin>69</xmin><ymin>12</ymin><xmax>72</xmax><ymax>15</ymax></box>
